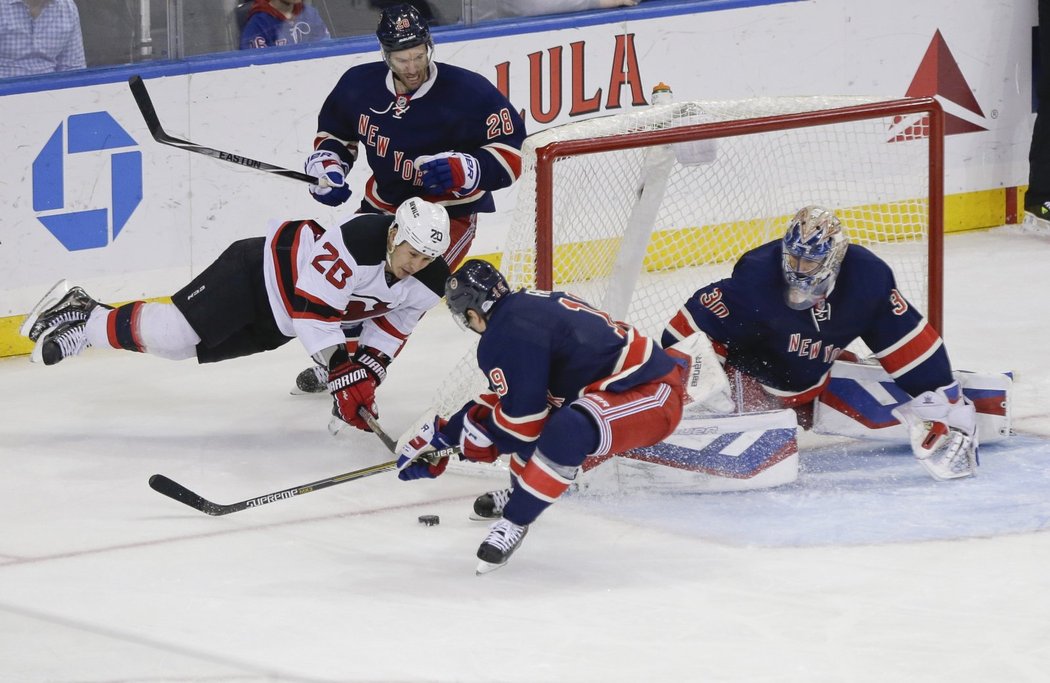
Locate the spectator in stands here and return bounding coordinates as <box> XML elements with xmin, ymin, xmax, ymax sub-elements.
<box><xmin>240</xmin><ymin>0</ymin><xmax>331</xmax><ymax>49</ymax></box>
<box><xmin>472</xmin><ymin>0</ymin><xmax>638</xmax><ymax>22</ymax></box>
<box><xmin>0</xmin><ymin>0</ymin><xmax>85</xmax><ymax>78</ymax></box>
<box><xmin>1027</xmin><ymin>0</ymin><xmax>1050</xmax><ymax>232</ymax></box>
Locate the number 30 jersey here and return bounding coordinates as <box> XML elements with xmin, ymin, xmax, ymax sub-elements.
<box><xmin>262</xmin><ymin>213</ymin><xmax>449</xmax><ymax>359</ymax></box>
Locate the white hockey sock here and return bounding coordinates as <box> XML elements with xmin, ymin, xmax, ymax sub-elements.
<box><xmin>85</xmin><ymin>302</ymin><xmax>201</xmax><ymax>360</ymax></box>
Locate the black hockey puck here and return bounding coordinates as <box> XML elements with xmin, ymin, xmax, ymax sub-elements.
<box><xmin>418</xmin><ymin>514</ymin><xmax>440</xmax><ymax>526</ymax></box>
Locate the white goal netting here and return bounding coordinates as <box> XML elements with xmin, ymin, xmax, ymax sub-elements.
<box><xmin>428</xmin><ymin>95</ymin><xmax>941</xmax><ymax>427</ymax></box>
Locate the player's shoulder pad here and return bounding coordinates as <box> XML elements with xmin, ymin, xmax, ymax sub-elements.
<box><xmin>840</xmin><ymin>243</ymin><xmax>896</xmax><ymax>286</ymax></box>
<box><xmin>434</xmin><ymin>62</ymin><xmax>504</xmax><ymax>93</ymax></box>
<box><xmin>338</xmin><ymin>214</ymin><xmax>395</xmax><ymax>266</ymax></box>
<box><xmin>412</xmin><ymin>256</ymin><xmax>451</xmax><ymax>297</ymax></box>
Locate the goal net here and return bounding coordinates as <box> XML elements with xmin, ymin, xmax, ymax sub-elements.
<box><xmin>427</xmin><ymin>95</ymin><xmax>944</xmax><ymax>424</ymax></box>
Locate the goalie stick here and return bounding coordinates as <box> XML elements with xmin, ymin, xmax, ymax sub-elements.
<box><xmin>148</xmin><ymin>410</ymin><xmax>460</xmax><ymax>516</ymax></box>
<box><xmin>127</xmin><ymin>75</ymin><xmax>318</xmax><ymax>185</ymax></box>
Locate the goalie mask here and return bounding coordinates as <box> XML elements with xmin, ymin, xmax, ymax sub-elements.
<box><xmin>389</xmin><ymin>197</ymin><xmax>450</xmax><ymax>259</ymax></box>
<box><xmin>781</xmin><ymin>205</ymin><xmax>848</xmax><ymax>310</ymax></box>
<box><xmin>445</xmin><ymin>259</ymin><xmax>510</xmax><ymax>332</ymax></box>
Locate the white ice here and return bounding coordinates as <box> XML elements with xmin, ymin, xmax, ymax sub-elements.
<box><xmin>1</xmin><ymin>226</ymin><xmax>1049</xmax><ymax>683</ymax></box>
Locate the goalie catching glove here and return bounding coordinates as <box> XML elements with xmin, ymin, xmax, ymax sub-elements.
<box><xmin>415</xmin><ymin>152</ymin><xmax>480</xmax><ymax>197</ymax></box>
<box><xmin>891</xmin><ymin>384</ymin><xmax>978</xmax><ymax>481</ymax></box>
<box><xmin>305</xmin><ymin>150</ymin><xmax>352</xmax><ymax>206</ymax></box>
<box><xmin>327</xmin><ymin>346</ymin><xmax>390</xmax><ymax>432</ymax></box>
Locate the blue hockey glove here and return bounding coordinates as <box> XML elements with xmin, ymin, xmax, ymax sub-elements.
<box><xmin>397</xmin><ymin>417</ymin><xmax>455</xmax><ymax>481</ymax></box>
<box><xmin>305</xmin><ymin>150</ymin><xmax>352</xmax><ymax>206</ymax></box>
<box><xmin>415</xmin><ymin>152</ymin><xmax>480</xmax><ymax>197</ymax></box>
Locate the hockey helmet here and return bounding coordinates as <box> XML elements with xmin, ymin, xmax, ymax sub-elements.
<box><xmin>781</xmin><ymin>205</ymin><xmax>848</xmax><ymax>310</ymax></box>
<box><xmin>376</xmin><ymin>3</ymin><xmax>432</xmax><ymax>53</ymax></box>
<box><xmin>445</xmin><ymin>259</ymin><xmax>510</xmax><ymax>331</ymax></box>
<box><xmin>390</xmin><ymin>197</ymin><xmax>450</xmax><ymax>259</ymax></box>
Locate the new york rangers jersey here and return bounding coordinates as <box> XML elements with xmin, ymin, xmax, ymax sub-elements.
<box><xmin>472</xmin><ymin>290</ymin><xmax>679</xmax><ymax>455</ymax></box>
<box><xmin>661</xmin><ymin>241</ymin><xmax>953</xmax><ymax>399</ymax></box>
<box><xmin>315</xmin><ymin>61</ymin><xmax>525</xmax><ymax>218</ymax></box>
<box><xmin>262</xmin><ymin>214</ymin><xmax>448</xmax><ymax>359</ymax></box>
<box><xmin>240</xmin><ymin>2</ymin><xmax>330</xmax><ymax>49</ymax></box>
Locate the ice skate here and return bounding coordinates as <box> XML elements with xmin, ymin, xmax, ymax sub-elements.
<box><xmin>34</xmin><ymin>321</ymin><xmax>89</xmax><ymax>366</ymax></box>
<box><xmin>291</xmin><ymin>364</ymin><xmax>327</xmax><ymax>395</ymax></box>
<box><xmin>470</xmin><ymin>487</ymin><xmax>511</xmax><ymax>520</ymax></box>
<box><xmin>20</xmin><ymin>280</ymin><xmax>101</xmax><ymax>342</ymax></box>
<box><xmin>476</xmin><ymin>518</ymin><xmax>529</xmax><ymax>575</ymax></box>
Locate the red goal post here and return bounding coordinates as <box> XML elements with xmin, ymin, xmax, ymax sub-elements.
<box><xmin>518</xmin><ymin>96</ymin><xmax>944</xmax><ymax>338</ymax></box>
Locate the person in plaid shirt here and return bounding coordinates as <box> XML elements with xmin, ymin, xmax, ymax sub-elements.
<box><xmin>0</xmin><ymin>0</ymin><xmax>85</xmax><ymax>78</ymax></box>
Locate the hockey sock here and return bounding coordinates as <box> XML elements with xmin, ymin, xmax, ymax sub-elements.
<box><xmin>502</xmin><ymin>451</ymin><xmax>576</xmax><ymax>527</ymax></box>
<box><xmin>86</xmin><ymin>302</ymin><xmax>201</xmax><ymax>360</ymax></box>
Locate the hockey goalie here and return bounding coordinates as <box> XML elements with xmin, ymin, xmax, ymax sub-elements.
<box><xmin>658</xmin><ymin>205</ymin><xmax>1009</xmax><ymax>484</ymax></box>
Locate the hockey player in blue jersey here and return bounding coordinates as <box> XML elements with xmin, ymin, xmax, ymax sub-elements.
<box><xmin>294</xmin><ymin>3</ymin><xmax>526</xmax><ymax>395</ymax></box>
<box><xmin>394</xmin><ymin>260</ymin><xmax>688</xmax><ymax>573</ymax></box>
<box><xmin>303</xmin><ymin>3</ymin><xmax>525</xmax><ymax>269</ymax></box>
<box><xmin>661</xmin><ymin>205</ymin><xmax>978</xmax><ymax>482</ymax></box>
<box><xmin>240</xmin><ymin>0</ymin><xmax>331</xmax><ymax>49</ymax></box>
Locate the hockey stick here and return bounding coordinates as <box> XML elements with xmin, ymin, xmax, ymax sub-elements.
<box><xmin>148</xmin><ymin>460</ymin><xmax>398</xmax><ymax>516</ymax></box>
<box><xmin>148</xmin><ymin>411</ymin><xmax>459</xmax><ymax>515</ymax></box>
<box><xmin>127</xmin><ymin>75</ymin><xmax>318</xmax><ymax>185</ymax></box>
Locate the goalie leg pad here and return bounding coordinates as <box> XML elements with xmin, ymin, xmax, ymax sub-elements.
<box><xmin>579</xmin><ymin>409</ymin><xmax>800</xmax><ymax>493</ymax></box>
<box><xmin>812</xmin><ymin>360</ymin><xmax>1011</xmax><ymax>443</ymax></box>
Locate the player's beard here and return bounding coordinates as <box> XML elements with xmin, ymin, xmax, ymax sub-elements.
<box><xmin>395</xmin><ymin>66</ymin><xmax>428</xmax><ymax>92</ymax></box>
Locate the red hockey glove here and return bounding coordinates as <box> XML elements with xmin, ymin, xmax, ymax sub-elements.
<box><xmin>460</xmin><ymin>404</ymin><xmax>500</xmax><ymax>463</ymax></box>
<box><xmin>326</xmin><ymin>347</ymin><xmax>389</xmax><ymax>432</ymax></box>
<box><xmin>415</xmin><ymin>152</ymin><xmax>481</xmax><ymax>197</ymax></box>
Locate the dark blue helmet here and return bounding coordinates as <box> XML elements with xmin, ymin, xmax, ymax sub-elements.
<box><xmin>445</xmin><ymin>259</ymin><xmax>510</xmax><ymax>330</ymax></box>
<box><xmin>376</xmin><ymin>4</ymin><xmax>432</xmax><ymax>53</ymax></box>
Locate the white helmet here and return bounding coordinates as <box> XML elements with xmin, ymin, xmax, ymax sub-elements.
<box><xmin>390</xmin><ymin>197</ymin><xmax>450</xmax><ymax>258</ymax></box>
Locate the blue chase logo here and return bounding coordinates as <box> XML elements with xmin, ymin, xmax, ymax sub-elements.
<box><xmin>32</xmin><ymin>112</ymin><xmax>142</xmax><ymax>251</ymax></box>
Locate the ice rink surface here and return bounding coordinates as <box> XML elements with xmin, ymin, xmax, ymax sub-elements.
<box><xmin>2</xmin><ymin>225</ymin><xmax>1049</xmax><ymax>682</ymax></box>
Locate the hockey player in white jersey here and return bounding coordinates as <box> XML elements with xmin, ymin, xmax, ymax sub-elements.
<box><xmin>21</xmin><ymin>197</ymin><xmax>451</xmax><ymax>433</ymax></box>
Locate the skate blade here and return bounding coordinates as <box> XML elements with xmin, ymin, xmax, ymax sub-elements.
<box><xmin>468</xmin><ymin>511</ymin><xmax>502</xmax><ymax>522</ymax></box>
<box><xmin>475</xmin><ymin>559</ymin><xmax>508</xmax><ymax>576</ymax></box>
<box><xmin>19</xmin><ymin>279</ymin><xmax>70</xmax><ymax>339</ymax></box>
<box><xmin>289</xmin><ymin>385</ymin><xmax>328</xmax><ymax>396</ymax></box>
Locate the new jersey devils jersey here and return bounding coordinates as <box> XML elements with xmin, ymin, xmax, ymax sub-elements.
<box><xmin>315</xmin><ymin>61</ymin><xmax>525</xmax><ymax>218</ymax></box>
<box><xmin>661</xmin><ymin>241</ymin><xmax>953</xmax><ymax>399</ymax></box>
<box><xmin>473</xmin><ymin>290</ymin><xmax>679</xmax><ymax>455</ymax></box>
<box><xmin>262</xmin><ymin>214</ymin><xmax>448</xmax><ymax>358</ymax></box>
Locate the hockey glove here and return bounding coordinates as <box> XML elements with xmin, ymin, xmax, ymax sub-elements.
<box><xmin>460</xmin><ymin>404</ymin><xmax>500</xmax><ymax>463</ymax></box>
<box><xmin>415</xmin><ymin>152</ymin><xmax>481</xmax><ymax>197</ymax></box>
<box><xmin>305</xmin><ymin>150</ymin><xmax>352</xmax><ymax>206</ymax></box>
<box><xmin>327</xmin><ymin>347</ymin><xmax>389</xmax><ymax>432</ymax></box>
<box><xmin>892</xmin><ymin>384</ymin><xmax>979</xmax><ymax>481</ymax></box>
<box><xmin>396</xmin><ymin>417</ymin><xmax>456</xmax><ymax>481</ymax></box>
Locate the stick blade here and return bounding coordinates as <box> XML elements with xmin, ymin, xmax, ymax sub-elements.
<box><xmin>148</xmin><ymin>474</ymin><xmax>228</xmax><ymax>516</ymax></box>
